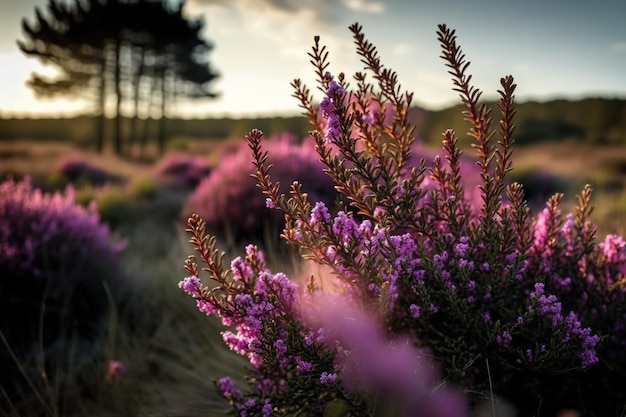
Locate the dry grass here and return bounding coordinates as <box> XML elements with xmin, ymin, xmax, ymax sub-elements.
<box><xmin>511</xmin><ymin>141</ymin><xmax>626</xmax><ymax>183</ymax></box>
<box><xmin>0</xmin><ymin>138</ymin><xmax>239</xmax><ymax>184</ymax></box>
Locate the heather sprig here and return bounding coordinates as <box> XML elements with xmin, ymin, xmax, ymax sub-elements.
<box><xmin>181</xmin><ymin>22</ymin><xmax>626</xmax><ymax>416</ymax></box>
<box><xmin>181</xmin><ymin>215</ymin><xmax>365</xmax><ymax>416</ymax></box>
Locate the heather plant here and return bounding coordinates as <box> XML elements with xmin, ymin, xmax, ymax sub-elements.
<box><xmin>180</xmin><ymin>23</ymin><xmax>626</xmax><ymax>416</ymax></box>
<box><xmin>0</xmin><ymin>177</ymin><xmax>125</xmax><ymax>397</ymax></box>
<box><xmin>185</xmin><ymin>134</ymin><xmax>338</xmax><ymax>243</ymax></box>
<box><xmin>153</xmin><ymin>152</ymin><xmax>212</xmax><ymax>189</ymax></box>
<box><xmin>55</xmin><ymin>154</ymin><xmax>118</xmax><ymax>186</ymax></box>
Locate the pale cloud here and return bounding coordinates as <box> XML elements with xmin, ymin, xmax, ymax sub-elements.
<box><xmin>185</xmin><ymin>0</ymin><xmax>347</xmax><ymax>47</ymax></box>
<box><xmin>513</xmin><ymin>62</ymin><xmax>531</xmax><ymax>73</ymax></box>
<box><xmin>610</xmin><ymin>41</ymin><xmax>626</xmax><ymax>53</ymax></box>
<box><xmin>186</xmin><ymin>0</ymin><xmax>342</xmax><ymax>25</ymax></box>
<box><xmin>344</xmin><ymin>0</ymin><xmax>385</xmax><ymax>13</ymax></box>
<box><xmin>391</xmin><ymin>42</ymin><xmax>416</xmax><ymax>57</ymax></box>
<box><xmin>182</xmin><ymin>0</ymin><xmax>365</xmax><ymax>116</ymax></box>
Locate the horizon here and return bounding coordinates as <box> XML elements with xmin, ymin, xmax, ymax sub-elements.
<box><xmin>0</xmin><ymin>0</ymin><xmax>625</xmax><ymax>118</ymax></box>
<box><xmin>1</xmin><ymin>95</ymin><xmax>625</xmax><ymax>120</ymax></box>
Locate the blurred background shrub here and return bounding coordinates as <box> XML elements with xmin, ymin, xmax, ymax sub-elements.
<box><xmin>55</xmin><ymin>154</ymin><xmax>119</xmax><ymax>186</ymax></box>
<box><xmin>185</xmin><ymin>133</ymin><xmax>338</xmax><ymax>244</ymax></box>
<box><xmin>0</xmin><ymin>177</ymin><xmax>125</xmax><ymax>395</ymax></box>
<box><xmin>153</xmin><ymin>152</ymin><xmax>212</xmax><ymax>189</ymax></box>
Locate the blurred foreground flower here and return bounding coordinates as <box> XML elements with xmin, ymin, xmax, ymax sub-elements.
<box><xmin>106</xmin><ymin>360</ymin><xmax>127</xmax><ymax>383</ymax></box>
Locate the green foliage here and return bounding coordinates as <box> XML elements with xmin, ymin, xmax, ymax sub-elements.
<box><xmin>94</xmin><ymin>185</ymin><xmax>135</xmax><ymax>228</ymax></box>
<box><xmin>127</xmin><ymin>174</ymin><xmax>158</xmax><ymax>200</ymax></box>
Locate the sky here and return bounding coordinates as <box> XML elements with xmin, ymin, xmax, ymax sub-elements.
<box><xmin>0</xmin><ymin>0</ymin><xmax>625</xmax><ymax>118</ymax></box>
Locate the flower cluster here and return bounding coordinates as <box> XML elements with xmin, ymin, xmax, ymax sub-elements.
<box><xmin>0</xmin><ymin>177</ymin><xmax>125</xmax><ymax>394</ymax></box>
<box><xmin>153</xmin><ymin>152</ymin><xmax>212</xmax><ymax>189</ymax></box>
<box><xmin>55</xmin><ymin>153</ymin><xmax>117</xmax><ymax>186</ymax></box>
<box><xmin>185</xmin><ymin>134</ymin><xmax>338</xmax><ymax>243</ymax></box>
<box><xmin>181</xmin><ymin>23</ymin><xmax>626</xmax><ymax>416</ymax></box>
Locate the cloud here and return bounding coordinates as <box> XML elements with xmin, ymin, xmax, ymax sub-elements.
<box><xmin>610</xmin><ymin>41</ymin><xmax>626</xmax><ymax>53</ymax></box>
<box><xmin>187</xmin><ymin>0</ymin><xmax>343</xmax><ymax>25</ymax></box>
<box><xmin>391</xmin><ymin>42</ymin><xmax>415</xmax><ymax>57</ymax></box>
<box><xmin>345</xmin><ymin>0</ymin><xmax>385</xmax><ymax>13</ymax></box>
<box><xmin>185</xmin><ymin>0</ymin><xmax>360</xmax><ymax>69</ymax></box>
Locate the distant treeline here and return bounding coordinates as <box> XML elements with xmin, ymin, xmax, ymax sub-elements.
<box><xmin>0</xmin><ymin>115</ymin><xmax>312</xmax><ymax>144</ymax></box>
<box><xmin>1</xmin><ymin>98</ymin><xmax>625</xmax><ymax>146</ymax></box>
<box><xmin>418</xmin><ymin>98</ymin><xmax>626</xmax><ymax>145</ymax></box>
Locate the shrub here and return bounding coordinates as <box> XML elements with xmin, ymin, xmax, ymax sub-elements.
<box><xmin>127</xmin><ymin>173</ymin><xmax>159</xmax><ymax>200</ymax></box>
<box><xmin>185</xmin><ymin>134</ymin><xmax>338</xmax><ymax>243</ymax></box>
<box><xmin>0</xmin><ymin>177</ymin><xmax>125</xmax><ymax>393</ymax></box>
<box><xmin>180</xmin><ymin>23</ymin><xmax>626</xmax><ymax>417</ymax></box>
<box><xmin>153</xmin><ymin>152</ymin><xmax>212</xmax><ymax>189</ymax></box>
<box><xmin>94</xmin><ymin>184</ymin><xmax>136</xmax><ymax>228</ymax></box>
<box><xmin>508</xmin><ymin>166</ymin><xmax>571</xmax><ymax>210</ymax></box>
<box><xmin>55</xmin><ymin>154</ymin><xmax>117</xmax><ymax>186</ymax></box>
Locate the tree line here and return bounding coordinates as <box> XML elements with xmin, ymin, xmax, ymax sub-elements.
<box><xmin>18</xmin><ymin>0</ymin><xmax>219</xmax><ymax>156</ymax></box>
<box><xmin>418</xmin><ymin>98</ymin><xmax>626</xmax><ymax>146</ymax></box>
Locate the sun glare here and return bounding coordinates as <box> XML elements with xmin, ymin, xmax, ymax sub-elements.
<box><xmin>0</xmin><ymin>51</ymin><xmax>89</xmax><ymax>118</ymax></box>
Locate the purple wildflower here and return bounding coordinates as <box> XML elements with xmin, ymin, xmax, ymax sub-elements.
<box><xmin>320</xmin><ymin>372</ymin><xmax>337</xmax><ymax>385</ymax></box>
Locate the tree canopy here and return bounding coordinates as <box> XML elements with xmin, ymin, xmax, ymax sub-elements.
<box><xmin>18</xmin><ymin>0</ymin><xmax>219</xmax><ymax>156</ymax></box>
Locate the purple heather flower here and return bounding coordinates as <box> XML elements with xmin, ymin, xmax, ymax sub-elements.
<box><xmin>262</xmin><ymin>399</ymin><xmax>273</xmax><ymax>417</ymax></box>
<box><xmin>320</xmin><ymin>79</ymin><xmax>346</xmax><ymax>143</ymax></box>
<box><xmin>409</xmin><ymin>304</ymin><xmax>421</xmax><ymax>318</ymax></box>
<box><xmin>274</xmin><ymin>339</ymin><xmax>288</xmax><ymax>357</ymax></box>
<box><xmin>231</xmin><ymin>257</ymin><xmax>252</xmax><ymax>281</ymax></box>
<box><xmin>295</xmin><ymin>356</ymin><xmax>313</xmax><ymax>372</ymax></box>
<box><xmin>178</xmin><ymin>275</ymin><xmax>201</xmax><ymax>297</ymax></box>
<box><xmin>373</xmin><ymin>206</ymin><xmax>386</xmax><ymax>219</ymax></box>
<box><xmin>320</xmin><ymin>372</ymin><xmax>337</xmax><ymax>384</ymax></box>
<box><xmin>310</xmin><ymin>201</ymin><xmax>331</xmax><ymax>225</ymax></box>
<box><xmin>217</xmin><ymin>377</ymin><xmax>243</xmax><ymax>401</ymax></box>
<box><xmin>484</xmin><ymin>312</ymin><xmax>492</xmax><ymax>324</ymax></box>
<box><xmin>454</xmin><ymin>237</ymin><xmax>470</xmax><ymax>257</ymax></box>
<box><xmin>196</xmin><ymin>299</ymin><xmax>218</xmax><ymax>315</ymax></box>
<box><xmin>496</xmin><ymin>331</ymin><xmax>512</xmax><ymax>348</ymax></box>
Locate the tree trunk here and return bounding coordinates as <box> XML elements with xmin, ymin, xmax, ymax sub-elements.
<box><xmin>95</xmin><ymin>54</ymin><xmax>107</xmax><ymax>153</ymax></box>
<box><xmin>113</xmin><ymin>36</ymin><xmax>123</xmax><ymax>155</ymax></box>
<box><xmin>157</xmin><ymin>66</ymin><xmax>167</xmax><ymax>156</ymax></box>
<box><xmin>139</xmin><ymin>73</ymin><xmax>156</xmax><ymax>158</ymax></box>
<box><xmin>129</xmin><ymin>46</ymin><xmax>146</xmax><ymax>157</ymax></box>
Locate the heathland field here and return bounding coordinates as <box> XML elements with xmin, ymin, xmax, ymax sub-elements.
<box><xmin>2</xmin><ymin>104</ymin><xmax>626</xmax><ymax>417</ymax></box>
